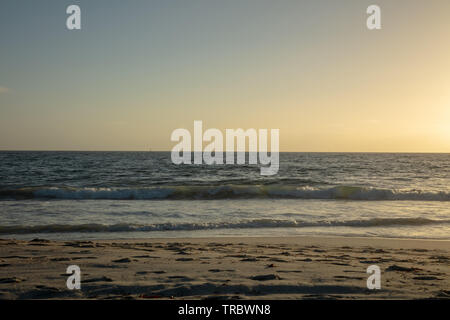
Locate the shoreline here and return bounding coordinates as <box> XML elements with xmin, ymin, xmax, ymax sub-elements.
<box><xmin>3</xmin><ymin>234</ymin><xmax>449</xmax><ymax>244</ymax></box>
<box><xmin>0</xmin><ymin>236</ymin><xmax>448</xmax><ymax>300</ymax></box>
<box><xmin>23</xmin><ymin>235</ymin><xmax>447</xmax><ymax>247</ymax></box>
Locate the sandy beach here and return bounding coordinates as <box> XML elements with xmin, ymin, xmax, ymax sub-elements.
<box><xmin>0</xmin><ymin>236</ymin><xmax>448</xmax><ymax>300</ymax></box>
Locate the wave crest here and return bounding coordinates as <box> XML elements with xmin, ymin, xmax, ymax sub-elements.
<box><xmin>0</xmin><ymin>185</ymin><xmax>448</xmax><ymax>201</ymax></box>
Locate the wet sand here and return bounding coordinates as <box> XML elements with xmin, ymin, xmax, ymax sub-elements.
<box><xmin>0</xmin><ymin>236</ymin><xmax>448</xmax><ymax>299</ymax></box>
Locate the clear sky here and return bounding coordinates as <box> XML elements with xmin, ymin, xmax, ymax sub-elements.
<box><xmin>0</xmin><ymin>0</ymin><xmax>449</xmax><ymax>152</ymax></box>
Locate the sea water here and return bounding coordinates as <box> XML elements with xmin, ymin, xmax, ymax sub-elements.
<box><xmin>0</xmin><ymin>151</ymin><xmax>448</xmax><ymax>240</ymax></box>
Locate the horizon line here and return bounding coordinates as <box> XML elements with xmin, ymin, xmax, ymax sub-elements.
<box><xmin>0</xmin><ymin>149</ymin><xmax>449</xmax><ymax>154</ymax></box>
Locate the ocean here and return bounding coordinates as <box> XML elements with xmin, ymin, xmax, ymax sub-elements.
<box><xmin>0</xmin><ymin>151</ymin><xmax>449</xmax><ymax>240</ymax></box>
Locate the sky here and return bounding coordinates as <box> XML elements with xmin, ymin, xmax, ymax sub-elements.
<box><xmin>0</xmin><ymin>0</ymin><xmax>449</xmax><ymax>152</ymax></box>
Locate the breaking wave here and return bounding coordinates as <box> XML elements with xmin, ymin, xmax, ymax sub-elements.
<box><xmin>0</xmin><ymin>185</ymin><xmax>449</xmax><ymax>201</ymax></box>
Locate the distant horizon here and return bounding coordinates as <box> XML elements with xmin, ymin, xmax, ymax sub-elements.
<box><xmin>0</xmin><ymin>149</ymin><xmax>449</xmax><ymax>154</ymax></box>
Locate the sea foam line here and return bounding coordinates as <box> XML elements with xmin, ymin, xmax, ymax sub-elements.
<box><xmin>0</xmin><ymin>217</ymin><xmax>449</xmax><ymax>234</ymax></box>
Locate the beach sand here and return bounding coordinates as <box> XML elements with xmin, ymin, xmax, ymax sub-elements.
<box><xmin>0</xmin><ymin>236</ymin><xmax>448</xmax><ymax>300</ymax></box>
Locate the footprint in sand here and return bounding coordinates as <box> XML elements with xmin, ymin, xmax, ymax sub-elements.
<box><xmin>50</xmin><ymin>257</ymin><xmax>71</xmax><ymax>262</ymax></box>
<box><xmin>91</xmin><ymin>263</ymin><xmax>125</xmax><ymax>269</ymax></box>
<box><xmin>0</xmin><ymin>277</ymin><xmax>25</xmax><ymax>284</ymax></box>
<box><xmin>298</xmin><ymin>258</ymin><xmax>313</xmax><ymax>262</ymax></box>
<box><xmin>250</xmin><ymin>274</ymin><xmax>281</xmax><ymax>281</ymax></box>
<box><xmin>29</xmin><ymin>239</ymin><xmax>50</xmax><ymax>243</ymax></box>
<box><xmin>112</xmin><ymin>258</ymin><xmax>132</xmax><ymax>263</ymax></box>
<box><xmin>386</xmin><ymin>265</ymin><xmax>421</xmax><ymax>272</ymax></box>
<box><xmin>208</xmin><ymin>269</ymin><xmax>234</xmax><ymax>273</ymax></box>
<box><xmin>83</xmin><ymin>276</ymin><xmax>113</xmax><ymax>283</ymax></box>
<box><xmin>413</xmin><ymin>276</ymin><xmax>442</xmax><ymax>281</ymax></box>
<box><xmin>176</xmin><ymin>257</ymin><xmax>194</xmax><ymax>261</ymax></box>
<box><xmin>334</xmin><ymin>275</ymin><xmax>363</xmax><ymax>280</ymax></box>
